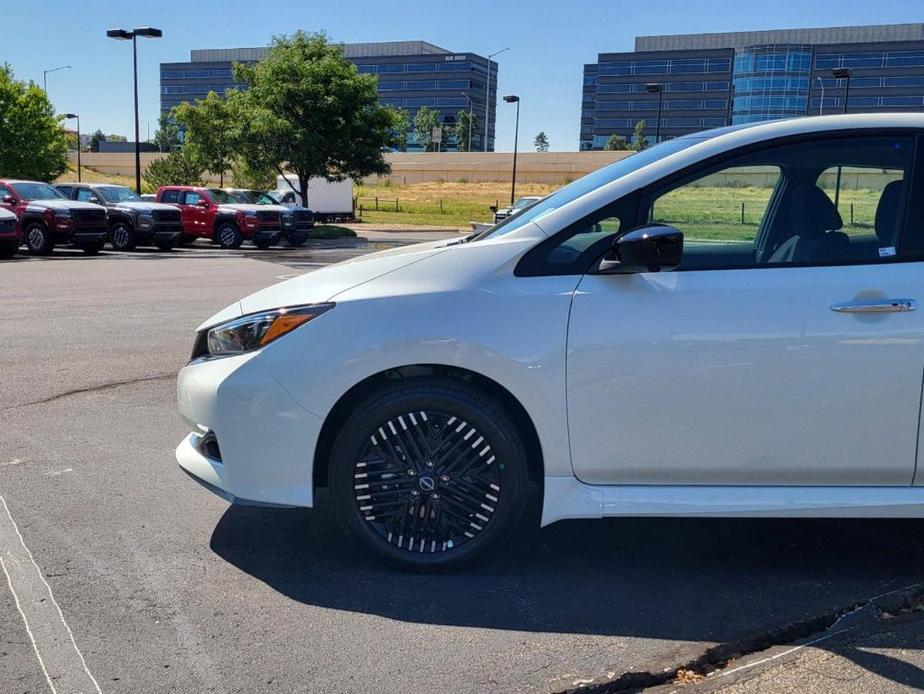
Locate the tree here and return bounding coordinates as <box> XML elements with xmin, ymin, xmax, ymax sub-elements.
<box><xmin>633</xmin><ymin>120</ymin><xmax>649</xmax><ymax>151</ymax></box>
<box><xmin>413</xmin><ymin>106</ymin><xmax>442</xmax><ymax>152</ymax></box>
<box><xmin>173</xmin><ymin>93</ymin><xmax>235</xmax><ymax>186</ymax></box>
<box><xmin>143</xmin><ymin>149</ymin><xmax>204</xmax><ymax>190</ymax></box>
<box><xmin>107</xmin><ymin>134</ymin><xmax>128</xmax><ymax>143</ymax></box>
<box><xmin>231</xmin><ymin>31</ymin><xmax>402</xmax><ymax>206</ymax></box>
<box><xmin>454</xmin><ymin>110</ymin><xmax>477</xmax><ymax>152</ymax></box>
<box><xmin>152</xmin><ymin>112</ymin><xmax>181</xmax><ymax>152</ymax></box>
<box><xmin>603</xmin><ymin>134</ymin><xmax>627</xmax><ymax>151</ymax></box>
<box><xmin>89</xmin><ymin>129</ymin><xmax>105</xmax><ymax>152</ymax></box>
<box><xmin>390</xmin><ymin>108</ymin><xmax>409</xmax><ymax>152</ymax></box>
<box><xmin>534</xmin><ymin>131</ymin><xmax>549</xmax><ymax>152</ymax></box>
<box><xmin>230</xmin><ymin>158</ymin><xmax>276</xmax><ymax>191</ymax></box>
<box><xmin>0</xmin><ymin>64</ymin><xmax>69</xmax><ymax>180</ymax></box>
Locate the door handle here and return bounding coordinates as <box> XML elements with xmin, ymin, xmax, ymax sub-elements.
<box><xmin>830</xmin><ymin>298</ymin><xmax>917</xmax><ymax>313</ymax></box>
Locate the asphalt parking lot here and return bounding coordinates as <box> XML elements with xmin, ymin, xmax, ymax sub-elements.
<box><xmin>3</xmin><ymin>238</ymin><xmax>924</xmax><ymax>693</ymax></box>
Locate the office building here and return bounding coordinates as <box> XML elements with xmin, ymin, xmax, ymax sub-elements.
<box><xmin>161</xmin><ymin>41</ymin><xmax>497</xmax><ymax>151</ymax></box>
<box><xmin>581</xmin><ymin>23</ymin><xmax>924</xmax><ymax>149</ymax></box>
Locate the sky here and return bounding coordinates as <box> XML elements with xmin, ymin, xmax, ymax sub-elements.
<box><xmin>3</xmin><ymin>0</ymin><xmax>923</xmax><ymax>152</ymax></box>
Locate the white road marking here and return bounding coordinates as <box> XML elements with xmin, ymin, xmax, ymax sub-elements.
<box><xmin>44</xmin><ymin>468</ymin><xmax>73</xmax><ymax>477</ymax></box>
<box><xmin>0</xmin><ymin>495</ymin><xmax>102</xmax><ymax>694</ymax></box>
<box><xmin>1</xmin><ymin>458</ymin><xmax>24</xmax><ymax>467</ymax></box>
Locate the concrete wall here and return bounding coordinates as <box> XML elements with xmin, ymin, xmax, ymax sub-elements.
<box><xmin>68</xmin><ymin>150</ymin><xmax>634</xmax><ymax>185</ymax></box>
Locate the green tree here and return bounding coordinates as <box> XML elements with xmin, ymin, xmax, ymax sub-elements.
<box><xmin>142</xmin><ymin>149</ymin><xmax>204</xmax><ymax>190</ymax></box>
<box><xmin>413</xmin><ymin>106</ymin><xmax>442</xmax><ymax>152</ymax></box>
<box><xmin>230</xmin><ymin>158</ymin><xmax>276</xmax><ymax>191</ymax></box>
<box><xmin>603</xmin><ymin>134</ymin><xmax>627</xmax><ymax>151</ymax></box>
<box><xmin>633</xmin><ymin>120</ymin><xmax>649</xmax><ymax>151</ymax></box>
<box><xmin>89</xmin><ymin>129</ymin><xmax>105</xmax><ymax>152</ymax></box>
<box><xmin>0</xmin><ymin>65</ymin><xmax>69</xmax><ymax>180</ymax></box>
<box><xmin>152</xmin><ymin>112</ymin><xmax>180</xmax><ymax>152</ymax></box>
<box><xmin>454</xmin><ymin>110</ymin><xmax>477</xmax><ymax>152</ymax></box>
<box><xmin>107</xmin><ymin>134</ymin><xmax>128</xmax><ymax>143</ymax></box>
<box><xmin>231</xmin><ymin>31</ymin><xmax>401</xmax><ymax>205</ymax></box>
<box><xmin>390</xmin><ymin>108</ymin><xmax>409</xmax><ymax>152</ymax></box>
<box><xmin>533</xmin><ymin>131</ymin><xmax>549</xmax><ymax>152</ymax></box>
<box><xmin>173</xmin><ymin>92</ymin><xmax>235</xmax><ymax>186</ymax></box>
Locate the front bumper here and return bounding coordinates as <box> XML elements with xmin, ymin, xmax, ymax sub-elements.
<box><xmin>137</xmin><ymin>222</ymin><xmax>183</xmax><ymax>245</ymax></box>
<box><xmin>66</xmin><ymin>226</ymin><xmax>109</xmax><ymax>244</ymax></box>
<box><xmin>250</xmin><ymin>226</ymin><xmax>283</xmax><ymax>243</ymax></box>
<box><xmin>175</xmin><ymin>352</ymin><xmax>323</xmax><ymax>507</ymax></box>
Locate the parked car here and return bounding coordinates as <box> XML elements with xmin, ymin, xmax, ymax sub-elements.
<box><xmin>0</xmin><ymin>206</ymin><xmax>20</xmax><ymax>259</ymax></box>
<box><xmin>155</xmin><ymin>186</ymin><xmax>285</xmax><ymax>249</ymax></box>
<box><xmin>274</xmin><ymin>175</ymin><xmax>354</xmax><ymax>222</ymax></box>
<box><xmin>55</xmin><ymin>183</ymin><xmax>183</xmax><ymax>251</ymax></box>
<box><xmin>223</xmin><ymin>188</ymin><xmax>315</xmax><ymax>247</ymax></box>
<box><xmin>491</xmin><ymin>195</ymin><xmax>542</xmax><ymax>224</ymax></box>
<box><xmin>0</xmin><ymin>180</ymin><xmax>108</xmax><ymax>255</ymax></box>
<box><xmin>177</xmin><ymin>113</ymin><xmax>924</xmax><ymax>569</ymax></box>
<box><xmin>140</xmin><ymin>194</ymin><xmax>156</xmax><ymax>202</ymax></box>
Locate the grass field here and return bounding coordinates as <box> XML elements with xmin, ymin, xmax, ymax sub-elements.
<box><xmin>355</xmin><ymin>181</ymin><xmax>558</xmax><ymax>227</ymax></box>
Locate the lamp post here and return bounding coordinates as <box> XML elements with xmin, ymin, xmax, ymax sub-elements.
<box><xmin>107</xmin><ymin>27</ymin><xmax>163</xmax><ymax>194</ymax></box>
<box><xmin>460</xmin><ymin>93</ymin><xmax>474</xmax><ymax>151</ymax></box>
<box><xmin>43</xmin><ymin>65</ymin><xmax>71</xmax><ymax>93</ymax></box>
<box><xmin>646</xmin><ymin>83</ymin><xmax>664</xmax><ymax>144</ymax></box>
<box><xmin>832</xmin><ymin>67</ymin><xmax>852</xmax><ymax>114</ymax></box>
<box><xmin>503</xmin><ymin>95</ymin><xmax>520</xmax><ymax>206</ymax></box>
<box><xmin>484</xmin><ymin>47</ymin><xmax>509</xmax><ymax>152</ymax></box>
<box><xmin>814</xmin><ymin>76</ymin><xmax>825</xmax><ymax>116</ymax></box>
<box><xmin>64</xmin><ymin>113</ymin><xmax>81</xmax><ymax>182</ymax></box>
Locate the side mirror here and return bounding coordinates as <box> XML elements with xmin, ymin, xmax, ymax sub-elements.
<box><xmin>1</xmin><ymin>195</ymin><xmax>13</xmax><ymax>205</ymax></box>
<box><xmin>599</xmin><ymin>224</ymin><xmax>683</xmax><ymax>273</ymax></box>
<box><xmin>89</xmin><ymin>196</ymin><xmax>100</xmax><ymax>204</ymax></box>
<box><xmin>196</xmin><ymin>198</ymin><xmax>210</xmax><ymax>208</ymax></box>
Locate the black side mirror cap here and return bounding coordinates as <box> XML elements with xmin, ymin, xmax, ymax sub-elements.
<box><xmin>597</xmin><ymin>224</ymin><xmax>684</xmax><ymax>273</ymax></box>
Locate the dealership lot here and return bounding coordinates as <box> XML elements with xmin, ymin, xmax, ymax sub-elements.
<box><xmin>4</xmin><ymin>244</ymin><xmax>924</xmax><ymax>693</ymax></box>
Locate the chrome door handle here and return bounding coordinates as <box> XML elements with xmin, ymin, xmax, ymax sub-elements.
<box><xmin>830</xmin><ymin>298</ymin><xmax>917</xmax><ymax>313</ymax></box>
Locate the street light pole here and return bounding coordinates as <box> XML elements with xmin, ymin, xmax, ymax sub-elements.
<box><xmin>503</xmin><ymin>95</ymin><xmax>520</xmax><ymax>206</ymax></box>
<box><xmin>461</xmin><ymin>93</ymin><xmax>474</xmax><ymax>152</ymax></box>
<box><xmin>64</xmin><ymin>114</ymin><xmax>81</xmax><ymax>182</ymax></box>
<box><xmin>107</xmin><ymin>27</ymin><xmax>162</xmax><ymax>195</ymax></box>
<box><xmin>43</xmin><ymin>65</ymin><xmax>71</xmax><ymax>93</ymax></box>
<box><xmin>484</xmin><ymin>47</ymin><xmax>509</xmax><ymax>152</ymax></box>
<box><xmin>832</xmin><ymin>67</ymin><xmax>852</xmax><ymax>115</ymax></box>
<box><xmin>814</xmin><ymin>76</ymin><xmax>825</xmax><ymax>115</ymax></box>
<box><xmin>646</xmin><ymin>83</ymin><xmax>663</xmax><ymax>144</ymax></box>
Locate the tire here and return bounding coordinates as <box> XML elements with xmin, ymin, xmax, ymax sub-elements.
<box><xmin>109</xmin><ymin>221</ymin><xmax>136</xmax><ymax>251</ymax></box>
<box><xmin>286</xmin><ymin>230</ymin><xmax>308</xmax><ymax>248</ymax></box>
<box><xmin>24</xmin><ymin>223</ymin><xmax>54</xmax><ymax>255</ymax></box>
<box><xmin>79</xmin><ymin>241</ymin><xmax>105</xmax><ymax>255</ymax></box>
<box><xmin>329</xmin><ymin>376</ymin><xmax>530</xmax><ymax>570</ymax></box>
<box><xmin>216</xmin><ymin>223</ymin><xmax>243</xmax><ymax>249</ymax></box>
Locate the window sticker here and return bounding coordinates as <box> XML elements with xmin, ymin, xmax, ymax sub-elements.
<box><xmin>879</xmin><ymin>246</ymin><xmax>897</xmax><ymax>258</ymax></box>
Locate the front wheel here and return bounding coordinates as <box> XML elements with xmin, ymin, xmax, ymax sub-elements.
<box><xmin>286</xmin><ymin>230</ymin><xmax>308</xmax><ymax>248</ymax></box>
<box><xmin>24</xmin><ymin>223</ymin><xmax>55</xmax><ymax>255</ymax></box>
<box><xmin>109</xmin><ymin>222</ymin><xmax>136</xmax><ymax>251</ymax></box>
<box><xmin>329</xmin><ymin>377</ymin><xmax>529</xmax><ymax>570</ymax></box>
<box><xmin>216</xmin><ymin>223</ymin><xmax>243</xmax><ymax>249</ymax></box>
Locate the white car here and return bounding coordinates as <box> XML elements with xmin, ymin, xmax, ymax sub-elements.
<box><xmin>177</xmin><ymin>113</ymin><xmax>924</xmax><ymax>569</ymax></box>
<box><xmin>493</xmin><ymin>195</ymin><xmax>543</xmax><ymax>224</ymax></box>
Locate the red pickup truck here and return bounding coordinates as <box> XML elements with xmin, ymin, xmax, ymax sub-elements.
<box><xmin>155</xmin><ymin>186</ymin><xmax>287</xmax><ymax>249</ymax></box>
<box><xmin>0</xmin><ymin>179</ymin><xmax>109</xmax><ymax>255</ymax></box>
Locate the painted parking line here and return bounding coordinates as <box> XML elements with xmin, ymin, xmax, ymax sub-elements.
<box><xmin>0</xmin><ymin>495</ymin><xmax>101</xmax><ymax>694</ymax></box>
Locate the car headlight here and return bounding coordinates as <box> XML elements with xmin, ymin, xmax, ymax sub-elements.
<box><xmin>54</xmin><ymin>209</ymin><xmax>72</xmax><ymax>218</ymax></box>
<box><xmin>192</xmin><ymin>304</ymin><xmax>334</xmax><ymax>360</ymax></box>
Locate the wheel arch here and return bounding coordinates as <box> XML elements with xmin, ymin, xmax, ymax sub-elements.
<box><xmin>108</xmin><ymin>211</ymin><xmax>133</xmax><ymax>229</ymax></box>
<box><xmin>312</xmin><ymin>364</ymin><xmax>544</xmax><ymax>491</ymax></box>
<box><xmin>212</xmin><ymin>214</ymin><xmax>239</xmax><ymax>236</ymax></box>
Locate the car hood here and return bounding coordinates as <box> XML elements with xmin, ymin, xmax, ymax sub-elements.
<box><xmin>197</xmin><ymin>239</ymin><xmax>459</xmax><ymax>330</ymax></box>
<box><xmin>26</xmin><ymin>199</ymin><xmax>104</xmax><ymax>211</ymax></box>
<box><xmin>0</xmin><ymin>207</ymin><xmax>15</xmax><ymax>220</ymax></box>
<box><xmin>217</xmin><ymin>203</ymin><xmax>264</xmax><ymax>213</ymax></box>
<box><xmin>112</xmin><ymin>201</ymin><xmax>180</xmax><ymax>213</ymax></box>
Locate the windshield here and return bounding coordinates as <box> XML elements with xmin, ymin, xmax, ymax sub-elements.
<box><xmin>11</xmin><ymin>182</ymin><xmax>65</xmax><ymax>201</ymax></box>
<box><xmin>227</xmin><ymin>190</ymin><xmax>257</xmax><ymax>203</ymax></box>
<box><xmin>98</xmin><ymin>186</ymin><xmax>140</xmax><ymax>203</ymax></box>
<box><xmin>256</xmin><ymin>193</ymin><xmax>278</xmax><ymax>205</ymax></box>
<box><xmin>207</xmin><ymin>189</ymin><xmax>239</xmax><ymax>205</ymax></box>
<box><xmin>265</xmin><ymin>191</ymin><xmax>282</xmax><ymax>203</ymax></box>
<box><xmin>513</xmin><ymin>197</ymin><xmax>540</xmax><ymax>209</ymax></box>
<box><xmin>477</xmin><ymin>137</ymin><xmax>705</xmax><ymax>240</ymax></box>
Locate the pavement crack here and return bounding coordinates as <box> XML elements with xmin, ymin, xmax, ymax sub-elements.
<box><xmin>0</xmin><ymin>373</ymin><xmax>174</xmax><ymax>413</ymax></box>
<box><xmin>556</xmin><ymin>583</ymin><xmax>924</xmax><ymax>694</ymax></box>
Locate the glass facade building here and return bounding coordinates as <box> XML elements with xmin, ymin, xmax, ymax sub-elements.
<box><xmin>581</xmin><ymin>23</ymin><xmax>924</xmax><ymax>150</ymax></box>
<box><xmin>161</xmin><ymin>41</ymin><xmax>498</xmax><ymax>152</ymax></box>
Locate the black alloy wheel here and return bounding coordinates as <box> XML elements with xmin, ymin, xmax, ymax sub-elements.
<box><xmin>330</xmin><ymin>377</ymin><xmax>529</xmax><ymax>569</ymax></box>
<box><xmin>216</xmin><ymin>223</ymin><xmax>243</xmax><ymax>250</ymax></box>
<box><xmin>24</xmin><ymin>223</ymin><xmax>54</xmax><ymax>255</ymax></box>
<box><xmin>110</xmin><ymin>221</ymin><xmax>136</xmax><ymax>251</ymax></box>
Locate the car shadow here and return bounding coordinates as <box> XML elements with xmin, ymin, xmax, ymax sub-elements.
<box><xmin>210</xmin><ymin>494</ymin><xmax>924</xmax><ymax>636</ymax></box>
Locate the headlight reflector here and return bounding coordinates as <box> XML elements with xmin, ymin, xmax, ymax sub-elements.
<box><xmin>194</xmin><ymin>303</ymin><xmax>334</xmax><ymax>360</ymax></box>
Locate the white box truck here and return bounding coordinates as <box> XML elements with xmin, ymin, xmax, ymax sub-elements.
<box><xmin>274</xmin><ymin>175</ymin><xmax>355</xmax><ymax>222</ymax></box>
